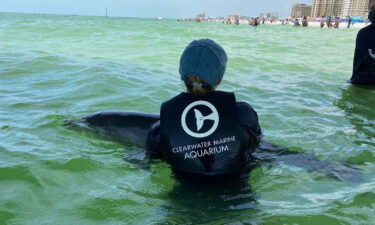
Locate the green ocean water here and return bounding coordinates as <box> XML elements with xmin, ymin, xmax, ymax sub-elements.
<box><xmin>0</xmin><ymin>12</ymin><xmax>374</xmax><ymax>225</ymax></box>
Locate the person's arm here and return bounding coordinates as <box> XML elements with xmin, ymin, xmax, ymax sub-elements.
<box><xmin>351</xmin><ymin>50</ymin><xmax>360</xmax><ymax>81</ymax></box>
<box><xmin>145</xmin><ymin>121</ymin><xmax>163</xmax><ymax>159</ymax></box>
<box><xmin>351</xmin><ymin>31</ymin><xmax>364</xmax><ymax>79</ymax></box>
<box><xmin>350</xmin><ymin>28</ymin><xmax>375</xmax><ymax>84</ymax></box>
<box><xmin>236</xmin><ymin>102</ymin><xmax>263</xmax><ymax>143</ymax></box>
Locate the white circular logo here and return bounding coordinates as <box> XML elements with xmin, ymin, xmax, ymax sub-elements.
<box><xmin>181</xmin><ymin>100</ymin><xmax>219</xmax><ymax>138</ymax></box>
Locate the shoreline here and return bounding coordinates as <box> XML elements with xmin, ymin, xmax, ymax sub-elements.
<box><xmin>1</xmin><ymin>11</ymin><xmax>370</xmax><ymax>29</ymax></box>
<box><xmin>259</xmin><ymin>21</ymin><xmax>368</xmax><ymax>28</ymax></box>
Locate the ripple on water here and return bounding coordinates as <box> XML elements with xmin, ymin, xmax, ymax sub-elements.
<box><xmin>0</xmin><ymin>166</ymin><xmax>41</xmax><ymax>187</ymax></box>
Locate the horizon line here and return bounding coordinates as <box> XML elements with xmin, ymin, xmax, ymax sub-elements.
<box><xmin>0</xmin><ymin>10</ymin><xmax>288</xmax><ymax>19</ymax></box>
<box><xmin>0</xmin><ymin>11</ymin><xmax>177</xmax><ymax>19</ymax></box>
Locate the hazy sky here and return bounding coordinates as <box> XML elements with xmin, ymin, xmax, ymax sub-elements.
<box><xmin>0</xmin><ymin>0</ymin><xmax>312</xmax><ymax>18</ymax></box>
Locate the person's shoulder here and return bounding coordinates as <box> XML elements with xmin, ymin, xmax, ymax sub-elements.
<box><xmin>235</xmin><ymin>101</ymin><xmax>262</xmax><ymax>139</ymax></box>
<box><xmin>214</xmin><ymin>90</ymin><xmax>234</xmax><ymax>96</ymax></box>
<box><xmin>162</xmin><ymin>93</ymin><xmax>185</xmax><ymax>106</ymax></box>
<box><xmin>358</xmin><ymin>24</ymin><xmax>375</xmax><ymax>35</ymax></box>
<box><xmin>236</xmin><ymin>101</ymin><xmax>257</xmax><ymax>113</ymax></box>
<box><xmin>212</xmin><ymin>90</ymin><xmax>236</xmax><ymax>99</ymax></box>
<box><xmin>235</xmin><ymin>101</ymin><xmax>260</xmax><ymax>126</ymax></box>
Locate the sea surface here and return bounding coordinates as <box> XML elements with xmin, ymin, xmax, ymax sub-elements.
<box><xmin>1</xmin><ymin>13</ymin><xmax>374</xmax><ymax>225</ymax></box>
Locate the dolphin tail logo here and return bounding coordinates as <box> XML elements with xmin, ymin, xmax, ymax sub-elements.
<box><xmin>194</xmin><ymin>109</ymin><xmax>217</xmax><ymax>131</ymax></box>
<box><xmin>194</xmin><ymin>109</ymin><xmax>204</xmax><ymax>131</ymax></box>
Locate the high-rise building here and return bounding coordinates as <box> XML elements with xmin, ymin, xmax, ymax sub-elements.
<box><xmin>260</xmin><ymin>13</ymin><xmax>278</xmax><ymax>19</ymax></box>
<box><xmin>311</xmin><ymin>0</ymin><xmax>343</xmax><ymax>17</ymax></box>
<box><xmin>341</xmin><ymin>0</ymin><xmax>369</xmax><ymax>17</ymax></box>
<box><xmin>311</xmin><ymin>0</ymin><xmax>370</xmax><ymax>17</ymax></box>
<box><xmin>270</xmin><ymin>13</ymin><xmax>278</xmax><ymax>19</ymax></box>
<box><xmin>291</xmin><ymin>4</ymin><xmax>313</xmax><ymax>17</ymax></box>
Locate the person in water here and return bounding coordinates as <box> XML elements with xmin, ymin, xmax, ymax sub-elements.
<box><xmin>249</xmin><ymin>18</ymin><xmax>254</xmax><ymax>26</ymax></box>
<box><xmin>293</xmin><ymin>18</ymin><xmax>301</xmax><ymax>27</ymax></box>
<box><xmin>326</xmin><ymin>16</ymin><xmax>332</xmax><ymax>28</ymax></box>
<box><xmin>146</xmin><ymin>39</ymin><xmax>262</xmax><ymax>179</ymax></box>
<box><xmin>347</xmin><ymin>16</ymin><xmax>352</xmax><ymax>28</ymax></box>
<box><xmin>302</xmin><ymin>16</ymin><xmax>308</xmax><ymax>27</ymax></box>
<box><xmin>320</xmin><ymin>18</ymin><xmax>325</xmax><ymax>28</ymax></box>
<box><xmin>334</xmin><ymin>17</ymin><xmax>340</xmax><ymax>28</ymax></box>
<box><xmin>350</xmin><ymin>0</ymin><xmax>375</xmax><ymax>85</ymax></box>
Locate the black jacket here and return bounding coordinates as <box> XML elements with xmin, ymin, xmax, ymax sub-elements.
<box><xmin>146</xmin><ymin>101</ymin><xmax>262</xmax><ymax>159</ymax></box>
<box><xmin>350</xmin><ymin>24</ymin><xmax>375</xmax><ymax>85</ymax></box>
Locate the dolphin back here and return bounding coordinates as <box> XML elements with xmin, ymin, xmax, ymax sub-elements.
<box><xmin>76</xmin><ymin>111</ymin><xmax>160</xmax><ymax>147</ymax></box>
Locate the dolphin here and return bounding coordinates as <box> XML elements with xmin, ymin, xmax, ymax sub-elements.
<box><xmin>70</xmin><ymin>111</ymin><xmax>159</xmax><ymax>147</ymax></box>
<box><xmin>67</xmin><ymin>111</ymin><xmax>363</xmax><ymax>183</ymax></box>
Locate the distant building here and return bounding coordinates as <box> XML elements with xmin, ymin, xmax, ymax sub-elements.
<box><xmin>311</xmin><ymin>0</ymin><xmax>343</xmax><ymax>17</ymax></box>
<box><xmin>291</xmin><ymin>4</ymin><xmax>312</xmax><ymax>18</ymax></box>
<box><xmin>227</xmin><ymin>14</ymin><xmax>241</xmax><ymax>20</ymax></box>
<box><xmin>341</xmin><ymin>0</ymin><xmax>369</xmax><ymax>17</ymax></box>
<box><xmin>196</xmin><ymin>13</ymin><xmax>206</xmax><ymax>20</ymax></box>
<box><xmin>260</xmin><ymin>13</ymin><xmax>269</xmax><ymax>18</ymax></box>
<box><xmin>270</xmin><ymin>13</ymin><xmax>278</xmax><ymax>19</ymax></box>
<box><xmin>311</xmin><ymin>0</ymin><xmax>369</xmax><ymax>17</ymax></box>
<box><xmin>260</xmin><ymin>13</ymin><xmax>278</xmax><ymax>19</ymax></box>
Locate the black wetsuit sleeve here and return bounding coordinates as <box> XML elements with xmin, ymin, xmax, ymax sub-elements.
<box><xmin>352</xmin><ymin>35</ymin><xmax>361</xmax><ymax>75</ymax></box>
<box><xmin>352</xmin><ymin>31</ymin><xmax>366</xmax><ymax>79</ymax></box>
<box><xmin>236</xmin><ymin>102</ymin><xmax>263</xmax><ymax>142</ymax></box>
<box><xmin>145</xmin><ymin>121</ymin><xmax>163</xmax><ymax>159</ymax></box>
<box><xmin>350</xmin><ymin>26</ymin><xmax>375</xmax><ymax>85</ymax></box>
